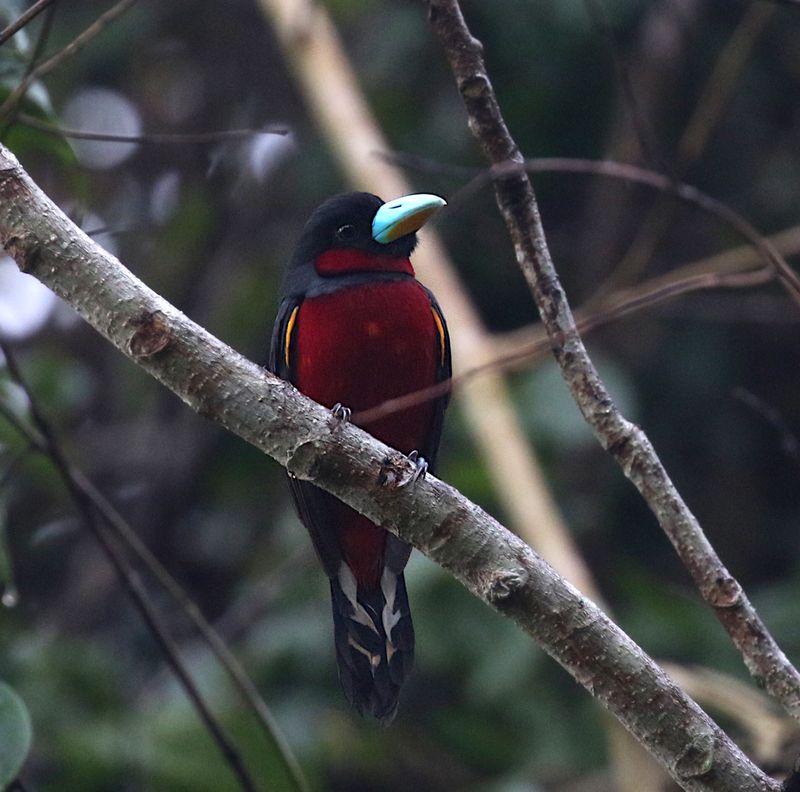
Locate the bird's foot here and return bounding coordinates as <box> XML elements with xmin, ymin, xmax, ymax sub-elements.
<box><xmin>378</xmin><ymin>451</ymin><xmax>428</xmax><ymax>488</ymax></box>
<box><xmin>328</xmin><ymin>402</ymin><xmax>352</xmax><ymax>431</ymax></box>
<box><xmin>403</xmin><ymin>450</ymin><xmax>428</xmax><ymax>485</ymax></box>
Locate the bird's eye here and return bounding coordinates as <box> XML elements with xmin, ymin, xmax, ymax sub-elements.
<box><xmin>336</xmin><ymin>224</ymin><xmax>357</xmax><ymax>242</ymax></box>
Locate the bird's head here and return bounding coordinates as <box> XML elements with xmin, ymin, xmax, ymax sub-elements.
<box><xmin>284</xmin><ymin>192</ymin><xmax>446</xmax><ymax>294</ymax></box>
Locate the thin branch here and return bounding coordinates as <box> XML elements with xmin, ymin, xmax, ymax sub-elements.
<box><xmin>0</xmin><ymin>141</ymin><xmax>784</xmax><ymax>791</ymax></box>
<box><xmin>382</xmin><ymin>149</ymin><xmax>800</xmax><ymax>303</ymax></box>
<box><xmin>0</xmin><ymin>0</ymin><xmax>60</xmax><ymax>144</ymax></box>
<box><xmin>465</xmin><ymin>155</ymin><xmax>800</xmax><ymax>304</ymax></box>
<box><xmin>0</xmin><ymin>343</ymin><xmax>259</xmax><ymax>792</ymax></box>
<box><xmin>493</xmin><ymin>222</ymin><xmax>800</xmax><ymax>359</ymax></box>
<box><xmin>733</xmin><ymin>388</ymin><xmax>800</xmax><ymax>462</ymax></box>
<box><xmin>15</xmin><ymin>112</ymin><xmax>290</xmax><ymax>142</ymax></box>
<box><xmin>593</xmin><ymin>1</ymin><xmax>775</xmax><ymax>296</ymax></box>
<box><xmin>0</xmin><ymin>0</ymin><xmax>139</xmax><ymax>122</ymax></box>
<box><xmin>67</xmin><ymin>470</ymin><xmax>308</xmax><ymax>792</ymax></box>
<box><xmin>23</xmin><ymin>0</ymin><xmax>57</xmax><ymax>70</ymax></box>
<box><xmin>515</xmin><ymin>158</ymin><xmax>800</xmax><ymax>305</ymax></box>
<box><xmin>582</xmin><ymin>0</ymin><xmax>670</xmax><ymax>173</ymax></box>
<box><xmin>0</xmin><ymin>375</ymin><xmax>307</xmax><ymax>792</ymax></box>
<box><xmin>352</xmin><ymin>263</ymin><xmax>773</xmax><ymax>428</ymax></box>
<box><xmin>0</xmin><ymin>0</ymin><xmax>56</xmax><ymax>47</ymax></box>
<box><xmin>426</xmin><ymin>0</ymin><xmax>800</xmax><ymax>742</ymax></box>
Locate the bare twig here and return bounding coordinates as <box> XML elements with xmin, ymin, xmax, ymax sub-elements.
<box><xmin>0</xmin><ymin>0</ymin><xmax>139</xmax><ymax>122</ymax></box>
<box><xmin>594</xmin><ymin>1</ymin><xmax>776</xmax><ymax>296</ymax></box>
<box><xmin>383</xmin><ymin>149</ymin><xmax>800</xmax><ymax>303</ymax></box>
<box><xmin>486</xmin><ymin>157</ymin><xmax>800</xmax><ymax>303</ymax></box>
<box><xmin>0</xmin><ymin>0</ymin><xmax>57</xmax><ymax>47</ymax></box>
<box><xmin>733</xmin><ymin>388</ymin><xmax>800</xmax><ymax>462</ymax></box>
<box><xmin>15</xmin><ymin>112</ymin><xmax>290</xmax><ymax>142</ymax></box>
<box><xmin>66</xmin><ymin>469</ymin><xmax>308</xmax><ymax>792</ymax></box>
<box><xmin>0</xmin><ymin>139</ymin><xmax>784</xmax><ymax>792</ymax></box>
<box><xmin>426</xmin><ymin>0</ymin><xmax>800</xmax><ymax>737</ymax></box>
<box><xmin>0</xmin><ymin>0</ymin><xmax>60</xmax><ymax>144</ymax></box>
<box><xmin>582</xmin><ymin>0</ymin><xmax>670</xmax><ymax>173</ymax></box>
<box><xmin>0</xmin><ymin>343</ymin><xmax>259</xmax><ymax>792</ymax></box>
<box><xmin>677</xmin><ymin>3</ymin><xmax>775</xmax><ymax>167</ymax></box>
<box><xmin>521</xmin><ymin>158</ymin><xmax>800</xmax><ymax>301</ymax></box>
<box><xmin>491</xmin><ymin>224</ymin><xmax>800</xmax><ymax>361</ymax></box>
<box><xmin>352</xmin><ymin>262</ymin><xmax>773</xmax><ymax>427</ymax></box>
<box><xmin>0</xmin><ymin>368</ymin><xmax>307</xmax><ymax>791</ymax></box>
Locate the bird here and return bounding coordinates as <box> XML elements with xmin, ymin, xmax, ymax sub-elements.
<box><xmin>269</xmin><ymin>191</ymin><xmax>451</xmax><ymax>721</ymax></box>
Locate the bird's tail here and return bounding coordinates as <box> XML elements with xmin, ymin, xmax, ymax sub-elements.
<box><xmin>329</xmin><ymin>563</ymin><xmax>414</xmax><ymax>722</ymax></box>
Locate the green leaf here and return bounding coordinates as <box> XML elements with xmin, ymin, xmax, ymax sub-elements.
<box><xmin>0</xmin><ymin>681</ymin><xmax>33</xmax><ymax>788</ymax></box>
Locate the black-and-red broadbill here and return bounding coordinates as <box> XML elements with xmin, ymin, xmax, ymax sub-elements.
<box><xmin>269</xmin><ymin>192</ymin><xmax>451</xmax><ymax>721</ymax></box>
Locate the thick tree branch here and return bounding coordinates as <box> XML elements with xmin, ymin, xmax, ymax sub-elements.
<box><xmin>0</xmin><ymin>144</ymin><xmax>783</xmax><ymax>790</ymax></box>
<box><xmin>425</xmin><ymin>0</ymin><xmax>800</xmax><ymax>726</ymax></box>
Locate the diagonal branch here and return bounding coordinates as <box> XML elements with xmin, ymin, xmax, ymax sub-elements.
<box><xmin>382</xmin><ymin>150</ymin><xmax>799</xmax><ymax>301</ymax></box>
<box><xmin>0</xmin><ymin>0</ymin><xmax>138</xmax><ymax>122</ymax></box>
<box><xmin>350</xmin><ymin>261</ymin><xmax>774</xmax><ymax>429</ymax></box>
<box><xmin>425</xmin><ymin>0</ymin><xmax>800</xmax><ymax>728</ymax></box>
<box><xmin>515</xmin><ymin>158</ymin><xmax>800</xmax><ymax>304</ymax></box>
<box><xmin>0</xmin><ymin>142</ymin><xmax>782</xmax><ymax>790</ymax></box>
<box><xmin>0</xmin><ymin>0</ymin><xmax>57</xmax><ymax>47</ymax></box>
<box><xmin>13</xmin><ymin>112</ymin><xmax>290</xmax><ymax>142</ymax></box>
<box><xmin>0</xmin><ymin>377</ymin><xmax>307</xmax><ymax>791</ymax></box>
<box><xmin>0</xmin><ymin>343</ymin><xmax>259</xmax><ymax>792</ymax></box>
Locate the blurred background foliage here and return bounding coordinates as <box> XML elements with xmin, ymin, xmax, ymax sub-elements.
<box><xmin>1</xmin><ymin>0</ymin><xmax>800</xmax><ymax>790</ymax></box>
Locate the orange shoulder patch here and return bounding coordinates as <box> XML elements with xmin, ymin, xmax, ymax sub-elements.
<box><xmin>285</xmin><ymin>305</ymin><xmax>299</xmax><ymax>368</ymax></box>
<box><xmin>431</xmin><ymin>306</ymin><xmax>446</xmax><ymax>367</ymax></box>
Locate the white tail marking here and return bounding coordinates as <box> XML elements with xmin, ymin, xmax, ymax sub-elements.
<box><xmin>380</xmin><ymin>568</ymin><xmax>402</xmax><ymax>659</ymax></box>
<box><xmin>339</xmin><ymin>563</ymin><xmax>380</xmax><ymax>633</ymax></box>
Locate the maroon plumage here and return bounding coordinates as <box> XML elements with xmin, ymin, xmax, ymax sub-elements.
<box><xmin>269</xmin><ymin>192</ymin><xmax>450</xmax><ymax>720</ymax></box>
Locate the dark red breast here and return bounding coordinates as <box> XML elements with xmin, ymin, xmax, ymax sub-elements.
<box><xmin>293</xmin><ymin>279</ymin><xmax>438</xmax><ymax>587</ymax></box>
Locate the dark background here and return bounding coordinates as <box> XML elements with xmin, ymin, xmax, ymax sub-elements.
<box><xmin>1</xmin><ymin>1</ymin><xmax>800</xmax><ymax>790</ymax></box>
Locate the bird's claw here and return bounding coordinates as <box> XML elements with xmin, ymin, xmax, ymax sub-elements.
<box><xmin>378</xmin><ymin>451</ymin><xmax>428</xmax><ymax>488</ymax></box>
<box><xmin>404</xmin><ymin>450</ymin><xmax>428</xmax><ymax>485</ymax></box>
<box><xmin>329</xmin><ymin>402</ymin><xmax>352</xmax><ymax>430</ymax></box>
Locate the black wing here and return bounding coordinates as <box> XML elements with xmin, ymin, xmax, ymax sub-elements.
<box><xmin>420</xmin><ymin>286</ymin><xmax>452</xmax><ymax>473</ymax></box>
<box><xmin>268</xmin><ymin>296</ymin><xmax>301</xmax><ymax>380</ymax></box>
<box><xmin>383</xmin><ymin>286</ymin><xmax>451</xmax><ymax>576</ymax></box>
<box><xmin>268</xmin><ymin>295</ymin><xmax>343</xmax><ymax>578</ymax></box>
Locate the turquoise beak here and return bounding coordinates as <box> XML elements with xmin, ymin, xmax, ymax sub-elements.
<box><xmin>371</xmin><ymin>193</ymin><xmax>447</xmax><ymax>244</ymax></box>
